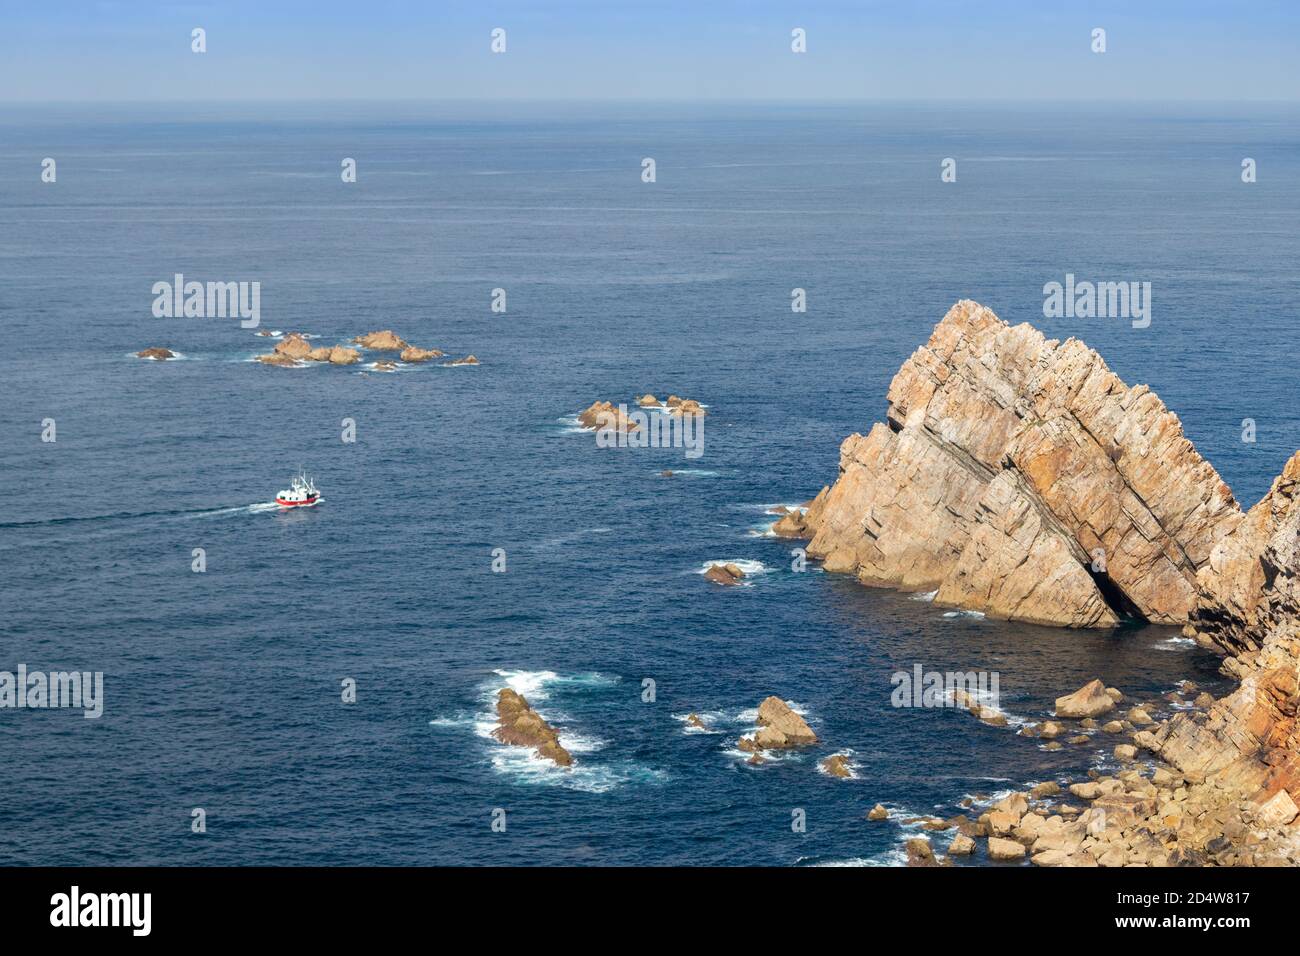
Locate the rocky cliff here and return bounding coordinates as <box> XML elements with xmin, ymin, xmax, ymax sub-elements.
<box><xmin>791</xmin><ymin>300</ymin><xmax>1243</xmax><ymax>628</ymax></box>
<box><xmin>785</xmin><ymin>300</ymin><xmax>1300</xmax><ymax>858</ymax></box>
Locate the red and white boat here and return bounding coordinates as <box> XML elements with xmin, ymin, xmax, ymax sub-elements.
<box><xmin>276</xmin><ymin>471</ymin><xmax>321</xmax><ymax>508</ymax></box>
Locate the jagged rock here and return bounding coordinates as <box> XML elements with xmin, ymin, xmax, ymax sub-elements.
<box><xmin>274</xmin><ymin>333</ymin><xmax>313</xmax><ymax>359</ymax></box>
<box><xmin>1056</xmin><ymin>679</ymin><xmax>1116</xmax><ymax>718</ymax></box>
<box><xmin>821</xmin><ymin>754</ymin><xmax>852</xmax><ymax>779</ymax></box>
<box><xmin>352</xmin><ymin>330</ymin><xmax>407</xmax><ymax>351</ymax></box>
<box><xmin>636</xmin><ymin>394</ymin><xmax>660</xmax><ymax>407</ymax></box>
<box><xmin>752</xmin><ymin>696</ymin><xmax>818</xmax><ymax>749</ymax></box>
<box><xmin>704</xmin><ymin>563</ymin><xmax>745</xmax><ymax>586</ymax></box>
<box><xmin>578</xmin><ymin>400</ymin><xmax>639</xmax><ymax>433</ymax></box>
<box><xmin>798</xmin><ymin>300</ymin><xmax>1242</xmax><ymax>627</ymax></box>
<box><xmin>685</xmin><ymin>713</ymin><xmax>708</xmax><ymax>730</ymax></box>
<box><xmin>867</xmin><ymin>804</ymin><xmax>889</xmax><ymax>821</ymax></box>
<box><xmin>135</xmin><ymin>347</ymin><xmax>174</xmax><ymax>360</ymax></box>
<box><xmin>399</xmin><ymin>346</ymin><xmax>443</xmax><ymax>362</ymax></box>
<box><xmin>491</xmin><ymin>689</ymin><xmax>572</xmax><ymax>767</ymax></box>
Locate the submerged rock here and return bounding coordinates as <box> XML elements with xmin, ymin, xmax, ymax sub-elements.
<box><xmin>446</xmin><ymin>354</ymin><xmax>479</xmax><ymax>366</ymax></box>
<box><xmin>491</xmin><ymin>689</ymin><xmax>572</xmax><ymax>767</ymax></box>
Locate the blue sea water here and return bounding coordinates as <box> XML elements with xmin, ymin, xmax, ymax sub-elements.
<box><xmin>1</xmin><ymin>101</ymin><xmax>1298</xmax><ymax>865</ymax></box>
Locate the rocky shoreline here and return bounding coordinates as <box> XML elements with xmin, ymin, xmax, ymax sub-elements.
<box><xmin>779</xmin><ymin>301</ymin><xmax>1300</xmax><ymax>865</ymax></box>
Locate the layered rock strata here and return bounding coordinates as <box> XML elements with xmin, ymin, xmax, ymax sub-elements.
<box><xmin>790</xmin><ymin>300</ymin><xmax>1243</xmax><ymax>628</ymax></box>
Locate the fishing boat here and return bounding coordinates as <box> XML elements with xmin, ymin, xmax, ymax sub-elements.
<box><xmin>275</xmin><ymin>471</ymin><xmax>321</xmax><ymax>508</ymax></box>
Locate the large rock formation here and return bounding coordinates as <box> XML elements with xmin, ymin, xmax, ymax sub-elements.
<box><xmin>794</xmin><ymin>301</ymin><xmax>1243</xmax><ymax>628</ymax></box>
<box><xmin>786</xmin><ymin>300</ymin><xmax>1300</xmax><ymax>858</ymax></box>
<box><xmin>737</xmin><ymin>696</ymin><xmax>818</xmax><ymax>752</ymax></box>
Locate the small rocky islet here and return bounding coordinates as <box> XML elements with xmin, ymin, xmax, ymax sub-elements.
<box><xmin>247</xmin><ymin>329</ymin><xmax>477</xmax><ymax>369</ymax></box>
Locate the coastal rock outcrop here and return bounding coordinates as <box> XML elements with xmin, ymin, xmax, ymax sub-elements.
<box><xmin>352</xmin><ymin>330</ymin><xmax>408</xmax><ymax>351</ymax></box>
<box><xmin>578</xmin><ymin>401</ymin><xmax>639</xmax><ymax>433</ymax></box>
<box><xmin>790</xmin><ymin>300</ymin><xmax>1243</xmax><ymax>628</ymax></box>
<box><xmin>274</xmin><ymin>333</ymin><xmax>313</xmax><ymax>360</ymax></box>
<box><xmin>491</xmin><ymin>689</ymin><xmax>572</xmax><ymax>767</ymax></box>
<box><xmin>135</xmin><ymin>347</ymin><xmax>175</xmax><ymax>360</ymax></box>
<box><xmin>400</xmin><ymin>346</ymin><xmax>443</xmax><ymax>363</ymax></box>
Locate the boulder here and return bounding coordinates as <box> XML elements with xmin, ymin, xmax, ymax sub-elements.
<box><xmin>867</xmin><ymin>804</ymin><xmax>889</xmax><ymax>821</ymax></box>
<box><xmin>685</xmin><ymin>713</ymin><xmax>708</xmax><ymax>730</ymax></box>
<box><xmin>135</xmin><ymin>347</ymin><xmax>174</xmax><ymax>360</ymax></box>
<box><xmin>1114</xmin><ymin>744</ymin><xmax>1138</xmax><ymax>761</ymax></box>
<box><xmin>352</xmin><ymin>330</ymin><xmax>407</xmax><ymax>351</ymax></box>
<box><xmin>987</xmin><ymin>837</ymin><xmax>1027</xmax><ymax>861</ymax></box>
<box><xmin>905</xmin><ymin>838</ymin><xmax>938</xmax><ymax>867</ymax></box>
<box><xmin>670</xmin><ymin>398</ymin><xmax>706</xmax><ymax>417</ymax></box>
<box><xmin>447</xmin><ymin>354</ymin><xmax>479</xmax><ymax>366</ymax></box>
<box><xmin>1254</xmin><ymin>789</ymin><xmax>1299</xmax><ymax>827</ymax></box>
<box><xmin>636</xmin><ymin>394</ymin><xmax>661</xmax><ymax>407</ymax></box>
<box><xmin>1056</xmin><ymin>679</ymin><xmax>1116</xmax><ymax>718</ymax></box>
<box><xmin>948</xmin><ymin>833</ymin><xmax>976</xmax><ymax>856</ymax></box>
<box><xmin>491</xmin><ymin>688</ymin><xmax>572</xmax><ymax>767</ymax></box>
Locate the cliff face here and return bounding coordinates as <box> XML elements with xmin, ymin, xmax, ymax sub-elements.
<box><xmin>788</xmin><ymin>300</ymin><xmax>1300</xmax><ymax>848</ymax></box>
<box><xmin>799</xmin><ymin>300</ymin><xmax>1243</xmax><ymax>628</ymax></box>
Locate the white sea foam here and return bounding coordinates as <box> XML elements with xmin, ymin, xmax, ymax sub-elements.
<box><xmin>912</xmin><ymin>590</ymin><xmax>939</xmax><ymax>603</ymax></box>
<box><xmin>942</xmin><ymin>609</ymin><xmax>987</xmax><ymax>620</ymax></box>
<box><xmin>1156</xmin><ymin>636</ymin><xmax>1196</xmax><ymax>651</ymax></box>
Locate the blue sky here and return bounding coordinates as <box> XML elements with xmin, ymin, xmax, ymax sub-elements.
<box><xmin>1</xmin><ymin>0</ymin><xmax>1297</xmax><ymax>102</ymax></box>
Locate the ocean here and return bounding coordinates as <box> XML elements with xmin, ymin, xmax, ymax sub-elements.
<box><xmin>1</xmin><ymin>100</ymin><xmax>1298</xmax><ymax>865</ymax></box>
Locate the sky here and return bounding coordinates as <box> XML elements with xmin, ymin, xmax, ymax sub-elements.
<box><xmin>0</xmin><ymin>0</ymin><xmax>1297</xmax><ymax>102</ymax></box>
